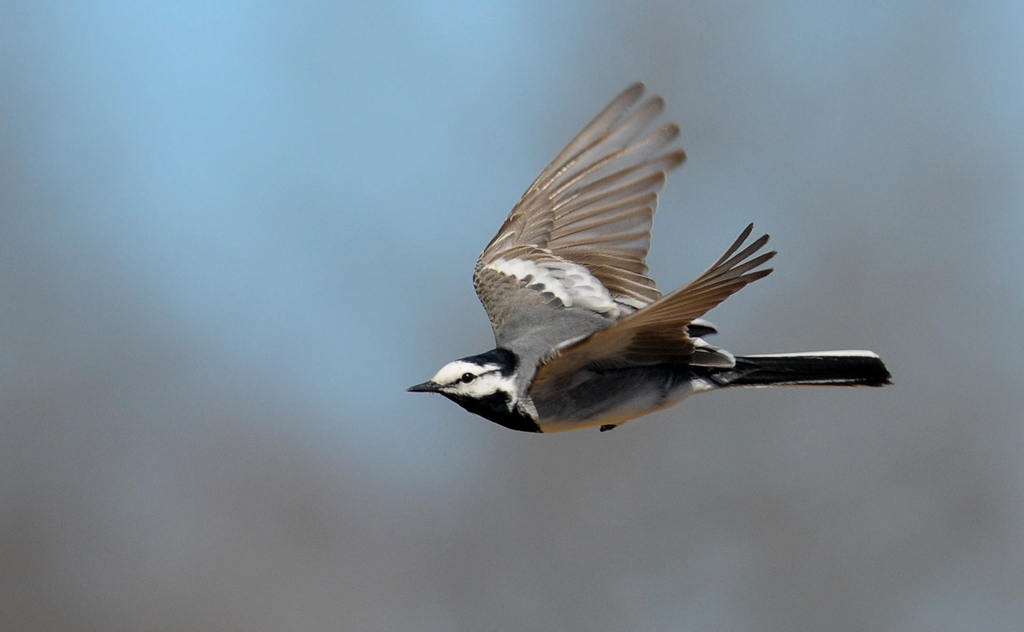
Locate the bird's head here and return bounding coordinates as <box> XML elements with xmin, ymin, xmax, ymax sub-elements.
<box><xmin>408</xmin><ymin>349</ymin><xmax>541</xmax><ymax>432</ymax></box>
<box><xmin>407</xmin><ymin>348</ymin><xmax>517</xmax><ymax>401</ymax></box>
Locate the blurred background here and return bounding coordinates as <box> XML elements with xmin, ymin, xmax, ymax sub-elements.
<box><xmin>2</xmin><ymin>1</ymin><xmax>1022</xmax><ymax>630</ymax></box>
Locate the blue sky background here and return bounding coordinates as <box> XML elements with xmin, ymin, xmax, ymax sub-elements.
<box><xmin>3</xmin><ymin>1</ymin><xmax>1023</xmax><ymax>630</ymax></box>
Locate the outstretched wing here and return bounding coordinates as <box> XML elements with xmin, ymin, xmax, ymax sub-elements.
<box><xmin>474</xmin><ymin>83</ymin><xmax>686</xmax><ymax>340</ymax></box>
<box><xmin>531</xmin><ymin>224</ymin><xmax>776</xmax><ymax>391</ymax></box>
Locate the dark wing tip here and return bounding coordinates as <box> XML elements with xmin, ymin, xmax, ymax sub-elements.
<box><xmin>623</xmin><ymin>81</ymin><xmax>645</xmax><ymax>97</ymax></box>
<box><xmin>666</xmin><ymin>149</ymin><xmax>686</xmax><ymax>168</ymax></box>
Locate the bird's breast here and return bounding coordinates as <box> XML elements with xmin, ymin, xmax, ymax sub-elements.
<box><xmin>529</xmin><ymin>365</ymin><xmax>701</xmax><ymax>433</ymax></box>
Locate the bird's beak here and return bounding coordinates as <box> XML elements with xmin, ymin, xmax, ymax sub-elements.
<box><xmin>407</xmin><ymin>381</ymin><xmax>440</xmax><ymax>393</ymax></box>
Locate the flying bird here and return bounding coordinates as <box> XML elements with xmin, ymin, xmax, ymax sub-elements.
<box><xmin>409</xmin><ymin>83</ymin><xmax>891</xmax><ymax>433</ymax></box>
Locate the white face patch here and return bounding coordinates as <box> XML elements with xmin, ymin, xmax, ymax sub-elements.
<box><xmin>430</xmin><ymin>360</ymin><xmax>498</xmax><ymax>385</ymax></box>
<box><xmin>485</xmin><ymin>255</ymin><xmax>620</xmax><ymax>318</ymax></box>
<box><xmin>430</xmin><ymin>360</ymin><xmax>517</xmax><ymax>402</ymax></box>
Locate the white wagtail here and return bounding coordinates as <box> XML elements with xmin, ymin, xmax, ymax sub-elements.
<box><xmin>409</xmin><ymin>83</ymin><xmax>891</xmax><ymax>433</ymax></box>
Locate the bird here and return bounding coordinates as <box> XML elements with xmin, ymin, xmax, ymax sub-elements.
<box><xmin>408</xmin><ymin>82</ymin><xmax>891</xmax><ymax>433</ymax></box>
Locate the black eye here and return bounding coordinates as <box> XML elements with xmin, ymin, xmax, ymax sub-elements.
<box><xmin>461</xmin><ymin>372</ymin><xmax>476</xmax><ymax>383</ymax></box>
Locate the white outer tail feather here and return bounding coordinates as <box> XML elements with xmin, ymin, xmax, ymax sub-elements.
<box><xmin>715</xmin><ymin>351</ymin><xmax>892</xmax><ymax>388</ymax></box>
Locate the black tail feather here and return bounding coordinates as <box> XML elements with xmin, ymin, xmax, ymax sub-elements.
<box><xmin>713</xmin><ymin>352</ymin><xmax>892</xmax><ymax>388</ymax></box>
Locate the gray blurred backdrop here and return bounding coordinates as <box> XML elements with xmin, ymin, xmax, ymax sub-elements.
<box><xmin>2</xmin><ymin>1</ymin><xmax>1023</xmax><ymax>631</ymax></box>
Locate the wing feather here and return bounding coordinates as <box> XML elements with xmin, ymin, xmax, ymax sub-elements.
<box><xmin>475</xmin><ymin>83</ymin><xmax>685</xmax><ymax>339</ymax></box>
<box><xmin>531</xmin><ymin>225</ymin><xmax>775</xmax><ymax>389</ymax></box>
<box><xmin>529</xmin><ymin>83</ymin><xmax>648</xmax><ymax>191</ymax></box>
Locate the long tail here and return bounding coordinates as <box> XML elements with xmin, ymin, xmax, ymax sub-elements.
<box><xmin>711</xmin><ymin>351</ymin><xmax>892</xmax><ymax>388</ymax></box>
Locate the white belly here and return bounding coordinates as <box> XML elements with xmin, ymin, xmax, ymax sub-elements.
<box><xmin>533</xmin><ymin>373</ymin><xmax>706</xmax><ymax>433</ymax></box>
